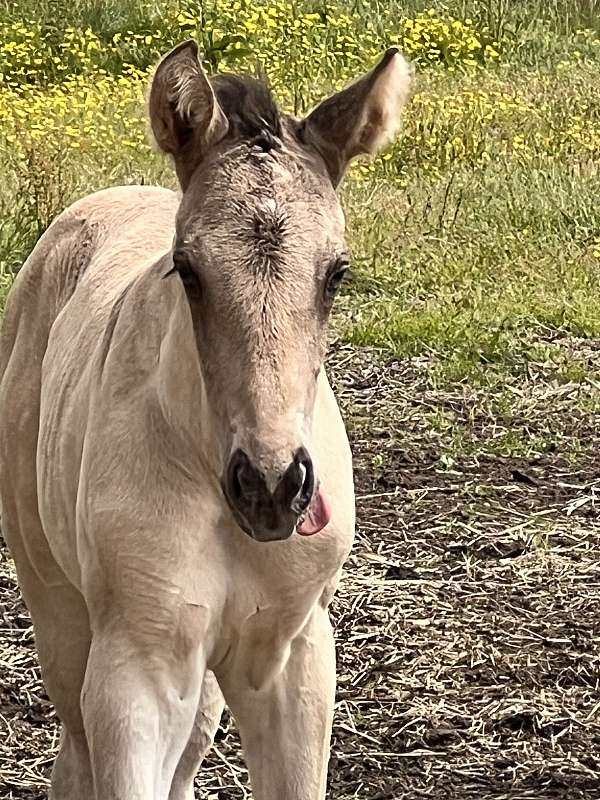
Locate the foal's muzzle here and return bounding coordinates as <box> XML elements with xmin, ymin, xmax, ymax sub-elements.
<box><xmin>222</xmin><ymin>447</ymin><xmax>314</xmax><ymax>541</ymax></box>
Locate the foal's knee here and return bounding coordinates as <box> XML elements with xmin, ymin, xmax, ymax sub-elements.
<box><xmin>80</xmin><ymin>618</ymin><xmax>208</xmax><ymax>798</ymax></box>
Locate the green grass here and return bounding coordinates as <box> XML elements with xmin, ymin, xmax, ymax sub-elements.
<box><xmin>339</xmin><ymin>155</ymin><xmax>600</xmax><ymax>382</ymax></box>
<box><xmin>1</xmin><ymin>0</ymin><xmax>599</xmax><ymax>384</ymax></box>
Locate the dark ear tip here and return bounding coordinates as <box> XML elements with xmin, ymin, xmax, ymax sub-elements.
<box><xmin>381</xmin><ymin>47</ymin><xmax>400</xmax><ymax>64</ymax></box>
<box><xmin>153</xmin><ymin>40</ymin><xmax>200</xmax><ymax>82</ymax></box>
<box><xmin>163</xmin><ymin>39</ymin><xmax>199</xmax><ymax>64</ymax></box>
<box><xmin>177</xmin><ymin>38</ymin><xmax>199</xmax><ymax>56</ymax></box>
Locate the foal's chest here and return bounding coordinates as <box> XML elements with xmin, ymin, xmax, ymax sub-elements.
<box><xmin>212</xmin><ymin>531</ymin><xmax>345</xmax><ymax>690</ymax></box>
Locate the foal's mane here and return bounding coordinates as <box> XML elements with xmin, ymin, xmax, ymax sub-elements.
<box><xmin>211</xmin><ymin>74</ymin><xmax>283</xmax><ymax>149</ymax></box>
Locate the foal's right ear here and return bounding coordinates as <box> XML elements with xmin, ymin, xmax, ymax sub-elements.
<box><xmin>149</xmin><ymin>40</ymin><xmax>229</xmax><ymax>189</ymax></box>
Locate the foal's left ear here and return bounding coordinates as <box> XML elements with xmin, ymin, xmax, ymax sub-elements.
<box><xmin>301</xmin><ymin>48</ymin><xmax>412</xmax><ymax>187</ymax></box>
<box><xmin>149</xmin><ymin>40</ymin><xmax>229</xmax><ymax>189</ymax></box>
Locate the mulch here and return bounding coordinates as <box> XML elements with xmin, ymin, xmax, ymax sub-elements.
<box><xmin>1</xmin><ymin>338</ymin><xmax>599</xmax><ymax>799</ymax></box>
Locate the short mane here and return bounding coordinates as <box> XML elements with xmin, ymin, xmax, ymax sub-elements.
<box><xmin>211</xmin><ymin>74</ymin><xmax>283</xmax><ymax>149</ymax></box>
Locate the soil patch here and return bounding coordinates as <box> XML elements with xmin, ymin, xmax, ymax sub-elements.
<box><xmin>1</xmin><ymin>342</ymin><xmax>599</xmax><ymax>799</ymax></box>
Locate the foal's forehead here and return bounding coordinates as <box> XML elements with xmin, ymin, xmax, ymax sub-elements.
<box><xmin>180</xmin><ymin>144</ymin><xmax>345</xmax><ymax>250</ymax></box>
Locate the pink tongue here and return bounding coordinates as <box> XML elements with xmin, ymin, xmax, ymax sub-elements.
<box><xmin>297</xmin><ymin>487</ymin><xmax>332</xmax><ymax>536</ymax></box>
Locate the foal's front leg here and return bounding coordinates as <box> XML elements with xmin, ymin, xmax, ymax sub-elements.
<box><xmin>221</xmin><ymin>606</ymin><xmax>336</xmax><ymax>800</ymax></box>
<box><xmin>81</xmin><ymin>597</ymin><xmax>207</xmax><ymax>800</ymax></box>
<box><xmin>169</xmin><ymin>670</ymin><xmax>225</xmax><ymax>800</ymax></box>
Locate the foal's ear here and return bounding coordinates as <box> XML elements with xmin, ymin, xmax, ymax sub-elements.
<box><xmin>149</xmin><ymin>40</ymin><xmax>229</xmax><ymax>188</ymax></box>
<box><xmin>301</xmin><ymin>48</ymin><xmax>412</xmax><ymax>187</ymax></box>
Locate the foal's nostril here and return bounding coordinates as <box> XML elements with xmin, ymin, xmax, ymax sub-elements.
<box><xmin>268</xmin><ymin>447</ymin><xmax>314</xmax><ymax>515</ymax></box>
<box><xmin>231</xmin><ymin>462</ymin><xmax>243</xmax><ymax>501</ymax></box>
<box><xmin>300</xmin><ymin>461</ymin><xmax>313</xmax><ymax>498</ymax></box>
<box><xmin>291</xmin><ymin>447</ymin><xmax>315</xmax><ymax>514</ymax></box>
<box><xmin>227</xmin><ymin>449</ymin><xmax>261</xmax><ymax>502</ymax></box>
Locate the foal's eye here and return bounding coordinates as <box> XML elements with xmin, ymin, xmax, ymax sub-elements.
<box><xmin>325</xmin><ymin>258</ymin><xmax>350</xmax><ymax>301</ymax></box>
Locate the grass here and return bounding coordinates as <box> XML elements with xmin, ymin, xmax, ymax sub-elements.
<box><xmin>0</xmin><ymin>0</ymin><xmax>599</xmax><ymax>386</ymax></box>
<box><xmin>340</xmin><ymin>155</ymin><xmax>600</xmax><ymax>383</ymax></box>
<box><xmin>2</xmin><ymin>8</ymin><xmax>599</xmax><ymax>797</ymax></box>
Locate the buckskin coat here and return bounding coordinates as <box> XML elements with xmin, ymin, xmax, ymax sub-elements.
<box><xmin>0</xmin><ymin>41</ymin><xmax>411</xmax><ymax>800</ymax></box>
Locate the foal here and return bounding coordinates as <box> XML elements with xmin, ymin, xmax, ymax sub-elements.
<box><xmin>0</xmin><ymin>40</ymin><xmax>411</xmax><ymax>799</ymax></box>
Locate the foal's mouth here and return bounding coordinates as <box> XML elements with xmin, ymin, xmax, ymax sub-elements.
<box><xmin>223</xmin><ymin>486</ymin><xmax>331</xmax><ymax>543</ymax></box>
<box><xmin>221</xmin><ymin>448</ymin><xmax>331</xmax><ymax>542</ymax></box>
<box><xmin>296</xmin><ymin>486</ymin><xmax>331</xmax><ymax>537</ymax></box>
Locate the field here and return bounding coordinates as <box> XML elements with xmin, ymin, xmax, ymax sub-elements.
<box><xmin>1</xmin><ymin>0</ymin><xmax>599</xmax><ymax>798</ymax></box>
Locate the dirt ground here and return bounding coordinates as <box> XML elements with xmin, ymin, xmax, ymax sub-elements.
<box><xmin>1</xmin><ymin>341</ymin><xmax>599</xmax><ymax>800</ymax></box>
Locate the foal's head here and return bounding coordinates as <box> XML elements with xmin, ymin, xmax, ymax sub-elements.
<box><xmin>149</xmin><ymin>40</ymin><xmax>411</xmax><ymax>542</ymax></box>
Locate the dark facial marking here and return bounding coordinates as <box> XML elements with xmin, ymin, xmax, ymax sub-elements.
<box><xmin>252</xmin><ymin>205</ymin><xmax>286</xmax><ymax>265</ymax></box>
